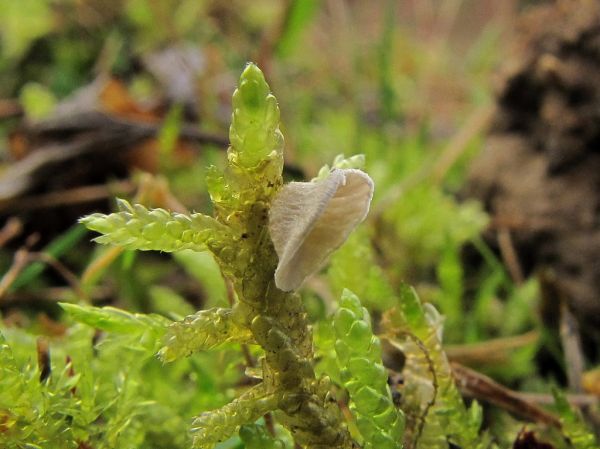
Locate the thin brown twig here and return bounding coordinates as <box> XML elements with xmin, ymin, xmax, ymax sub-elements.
<box><xmin>0</xmin><ymin>249</ymin><xmax>88</xmax><ymax>304</ymax></box>
<box><xmin>0</xmin><ymin>249</ymin><xmax>29</xmax><ymax>299</ymax></box>
<box><xmin>0</xmin><ymin>286</ymin><xmax>112</xmax><ymax>306</ymax></box>
<box><xmin>559</xmin><ymin>300</ymin><xmax>585</xmax><ymax>393</ymax></box>
<box><xmin>27</xmin><ymin>252</ymin><xmax>86</xmax><ymax>301</ymax></box>
<box><xmin>0</xmin><ymin>217</ymin><xmax>23</xmax><ymax>248</ymax></box>
<box><xmin>0</xmin><ymin>229</ymin><xmax>86</xmax><ymax>302</ymax></box>
<box><xmin>497</xmin><ymin>227</ymin><xmax>525</xmax><ymax>285</ymax></box>
<box><xmin>1</xmin><ymin>181</ymin><xmax>135</xmax><ymax>213</ymax></box>
<box><xmin>103</xmin><ymin>116</ymin><xmax>229</xmax><ymax>147</ymax></box>
<box><xmin>451</xmin><ymin>362</ymin><xmax>561</xmax><ymax>428</ymax></box>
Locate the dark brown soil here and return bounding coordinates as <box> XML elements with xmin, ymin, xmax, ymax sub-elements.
<box><xmin>466</xmin><ymin>0</ymin><xmax>600</xmax><ymax>332</ymax></box>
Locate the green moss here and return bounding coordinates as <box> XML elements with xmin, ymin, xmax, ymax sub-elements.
<box><xmin>333</xmin><ymin>289</ymin><xmax>404</xmax><ymax>449</ymax></box>
<box><xmin>77</xmin><ymin>64</ymin><xmax>355</xmax><ymax>449</ymax></box>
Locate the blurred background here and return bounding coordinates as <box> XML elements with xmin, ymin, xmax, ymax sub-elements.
<box><xmin>1</xmin><ymin>0</ymin><xmax>600</xmax><ymax>447</ymax></box>
<box><xmin>0</xmin><ymin>0</ymin><xmax>514</xmax><ymax>293</ymax></box>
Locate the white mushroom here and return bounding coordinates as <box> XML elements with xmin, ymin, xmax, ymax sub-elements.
<box><xmin>268</xmin><ymin>168</ymin><xmax>374</xmax><ymax>291</ymax></box>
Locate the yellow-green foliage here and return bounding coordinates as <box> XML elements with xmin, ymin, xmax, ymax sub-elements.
<box><xmin>0</xmin><ymin>311</ymin><xmax>221</xmax><ymax>448</ymax></box>
<box><xmin>333</xmin><ymin>289</ymin><xmax>404</xmax><ymax>449</ymax></box>
<box><xmin>78</xmin><ymin>64</ymin><xmax>355</xmax><ymax>449</ymax></box>
<box><xmin>190</xmin><ymin>384</ymin><xmax>278</xmax><ymax>449</ymax></box>
<box><xmin>239</xmin><ymin>423</ymin><xmax>285</xmax><ymax>449</ymax></box>
<box><xmin>553</xmin><ymin>390</ymin><xmax>598</xmax><ymax>449</ymax></box>
<box><xmin>159</xmin><ymin>308</ymin><xmax>253</xmax><ymax>362</ymax></box>
<box><xmin>383</xmin><ymin>285</ymin><xmax>491</xmax><ymax>449</ymax></box>
<box><xmin>328</xmin><ymin>230</ymin><xmax>396</xmax><ymax>311</ymax></box>
<box><xmin>82</xmin><ymin>199</ymin><xmax>234</xmax><ymax>255</ymax></box>
<box><xmin>4</xmin><ymin>59</ymin><xmax>598</xmax><ymax>449</ymax></box>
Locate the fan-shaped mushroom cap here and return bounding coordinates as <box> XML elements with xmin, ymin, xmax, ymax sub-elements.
<box><xmin>269</xmin><ymin>168</ymin><xmax>374</xmax><ymax>291</ymax></box>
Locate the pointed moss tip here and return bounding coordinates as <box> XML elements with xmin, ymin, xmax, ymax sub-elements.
<box><xmin>243</xmin><ymin>61</ymin><xmax>260</xmax><ymax>72</ymax></box>
<box><xmin>241</xmin><ymin>62</ymin><xmax>266</xmax><ymax>82</ymax></box>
